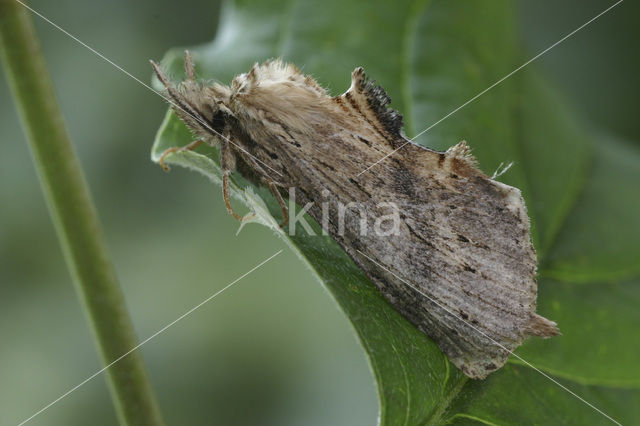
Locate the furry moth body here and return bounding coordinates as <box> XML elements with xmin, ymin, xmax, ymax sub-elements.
<box><xmin>151</xmin><ymin>53</ymin><xmax>559</xmax><ymax>379</ymax></box>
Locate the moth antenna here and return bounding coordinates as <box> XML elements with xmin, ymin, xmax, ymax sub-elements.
<box><xmin>150</xmin><ymin>60</ymin><xmax>203</xmax><ymax>121</ymax></box>
<box><xmin>150</xmin><ymin>59</ymin><xmax>173</xmax><ymax>91</ymax></box>
<box><xmin>184</xmin><ymin>50</ymin><xmax>195</xmax><ymax>80</ymax></box>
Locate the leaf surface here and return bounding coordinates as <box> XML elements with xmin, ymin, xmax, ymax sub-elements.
<box><xmin>152</xmin><ymin>0</ymin><xmax>640</xmax><ymax>423</ymax></box>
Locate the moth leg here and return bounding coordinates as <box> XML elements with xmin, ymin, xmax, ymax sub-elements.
<box><xmin>236</xmin><ymin>149</ymin><xmax>289</xmax><ymax>228</ymax></box>
<box><xmin>184</xmin><ymin>50</ymin><xmax>195</xmax><ymax>80</ymax></box>
<box><xmin>220</xmin><ymin>138</ymin><xmax>255</xmax><ymax>222</ymax></box>
<box><xmin>158</xmin><ymin>139</ymin><xmax>204</xmax><ymax>172</ymax></box>
<box><xmin>222</xmin><ymin>172</ymin><xmax>253</xmax><ymax>221</ymax></box>
<box><xmin>267</xmin><ymin>180</ymin><xmax>289</xmax><ymax>228</ymax></box>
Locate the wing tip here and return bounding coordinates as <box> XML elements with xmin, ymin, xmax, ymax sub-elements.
<box><xmin>526</xmin><ymin>313</ymin><xmax>561</xmax><ymax>338</ymax></box>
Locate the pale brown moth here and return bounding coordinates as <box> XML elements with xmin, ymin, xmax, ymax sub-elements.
<box><xmin>151</xmin><ymin>52</ymin><xmax>559</xmax><ymax>379</ymax></box>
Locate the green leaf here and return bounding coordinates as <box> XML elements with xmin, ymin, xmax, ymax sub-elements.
<box><xmin>152</xmin><ymin>0</ymin><xmax>640</xmax><ymax>424</ymax></box>
<box><xmin>541</xmin><ymin>137</ymin><xmax>640</xmax><ymax>282</ymax></box>
<box><xmin>518</xmin><ymin>277</ymin><xmax>640</xmax><ymax>388</ymax></box>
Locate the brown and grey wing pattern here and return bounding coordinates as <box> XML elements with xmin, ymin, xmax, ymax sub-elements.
<box><xmin>319</xmin><ymin>68</ymin><xmax>559</xmax><ymax>378</ymax></box>
<box><xmin>289</xmin><ymin>68</ymin><xmax>558</xmax><ymax>379</ymax></box>
<box><xmin>226</xmin><ymin>63</ymin><xmax>558</xmax><ymax>379</ymax></box>
<box><xmin>350</xmin><ymin>142</ymin><xmax>559</xmax><ymax>378</ymax></box>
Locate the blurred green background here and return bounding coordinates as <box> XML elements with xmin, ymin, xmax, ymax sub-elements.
<box><xmin>1</xmin><ymin>0</ymin><xmax>638</xmax><ymax>425</ymax></box>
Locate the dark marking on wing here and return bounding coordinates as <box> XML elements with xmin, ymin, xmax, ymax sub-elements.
<box><xmin>318</xmin><ymin>159</ymin><xmax>336</xmax><ymax>172</ymax></box>
<box><xmin>334</xmin><ymin>96</ymin><xmax>352</xmax><ymax>115</ymax></box>
<box><xmin>345</xmin><ymin>92</ymin><xmax>396</xmax><ymax>147</ymax></box>
<box><xmin>357</xmin><ymin>136</ymin><xmax>372</xmax><ymax>146</ymax></box>
<box><xmin>354</xmin><ymin>67</ymin><xmax>405</xmax><ymax>138</ymax></box>
<box><xmin>393</xmin><ymin>167</ymin><xmax>417</xmax><ymax>198</ymax></box>
<box><xmin>348</xmin><ymin>177</ymin><xmax>372</xmax><ymax>197</ymax></box>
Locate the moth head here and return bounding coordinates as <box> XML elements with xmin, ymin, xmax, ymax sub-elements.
<box><xmin>150</xmin><ymin>52</ymin><xmax>234</xmax><ymax>143</ymax></box>
<box><xmin>230</xmin><ymin>59</ymin><xmax>328</xmax><ymax>97</ymax></box>
<box><xmin>226</xmin><ymin>59</ymin><xmax>332</xmax><ymax>136</ymax></box>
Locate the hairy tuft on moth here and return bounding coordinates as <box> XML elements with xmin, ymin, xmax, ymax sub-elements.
<box><xmin>151</xmin><ymin>51</ymin><xmax>559</xmax><ymax>379</ymax></box>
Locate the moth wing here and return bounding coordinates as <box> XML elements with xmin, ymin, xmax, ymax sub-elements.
<box><xmin>221</xmin><ymin>62</ymin><xmax>559</xmax><ymax>379</ymax></box>
<box><xmin>333</xmin><ymin>68</ymin><xmax>405</xmax><ymax>150</ymax></box>
<box><xmin>353</xmin><ymin>142</ymin><xmax>558</xmax><ymax>379</ymax></box>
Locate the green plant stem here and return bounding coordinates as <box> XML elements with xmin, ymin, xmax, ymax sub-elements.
<box><xmin>0</xmin><ymin>2</ymin><xmax>164</xmax><ymax>425</ymax></box>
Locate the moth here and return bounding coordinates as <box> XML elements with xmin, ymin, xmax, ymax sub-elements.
<box><xmin>151</xmin><ymin>52</ymin><xmax>559</xmax><ymax>379</ymax></box>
